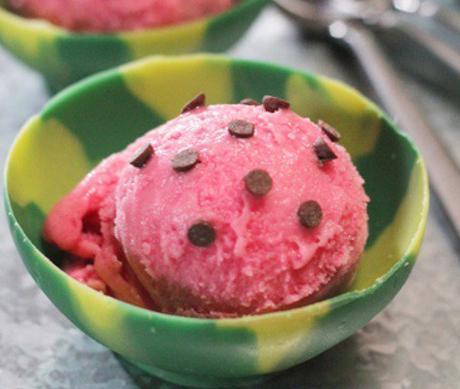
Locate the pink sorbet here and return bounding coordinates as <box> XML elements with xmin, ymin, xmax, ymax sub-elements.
<box><xmin>8</xmin><ymin>0</ymin><xmax>236</xmax><ymax>32</ymax></box>
<box><xmin>44</xmin><ymin>96</ymin><xmax>369</xmax><ymax>318</ymax></box>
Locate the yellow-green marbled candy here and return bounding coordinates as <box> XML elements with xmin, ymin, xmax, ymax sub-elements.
<box><xmin>4</xmin><ymin>55</ymin><xmax>429</xmax><ymax>388</ymax></box>
<box><xmin>0</xmin><ymin>0</ymin><xmax>269</xmax><ymax>91</ymax></box>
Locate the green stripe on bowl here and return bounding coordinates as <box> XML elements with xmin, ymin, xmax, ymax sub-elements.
<box><xmin>356</xmin><ymin>117</ymin><xmax>418</xmax><ymax>249</ymax></box>
<box><xmin>218</xmin><ymin>300</ymin><xmax>331</xmax><ymax>374</ymax></box>
<box><xmin>203</xmin><ymin>0</ymin><xmax>270</xmax><ymax>52</ymax></box>
<box><xmin>231</xmin><ymin>60</ymin><xmax>292</xmax><ymax>102</ymax></box>
<box><xmin>9</xmin><ymin>201</ymin><xmax>45</xmax><ymax>248</ymax></box>
<box><xmin>353</xmin><ymin>155</ymin><xmax>428</xmax><ymax>290</ymax></box>
<box><xmin>41</xmin><ymin>70</ymin><xmax>163</xmax><ymax>164</ymax></box>
<box><xmin>121</xmin><ymin>55</ymin><xmax>234</xmax><ymax>120</ymax></box>
<box><xmin>117</xmin><ymin>308</ymin><xmax>258</xmax><ymax>378</ymax></box>
<box><xmin>55</xmin><ymin>34</ymin><xmax>132</xmax><ymax>87</ymax></box>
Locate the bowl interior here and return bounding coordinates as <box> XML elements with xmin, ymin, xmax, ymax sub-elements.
<box><xmin>4</xmin><ymin>55</ymin><xmax>428</xmax><ymax>380</ymax></box>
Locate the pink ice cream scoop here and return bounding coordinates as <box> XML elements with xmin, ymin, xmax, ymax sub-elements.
<box><xmin>8</xmin><ymin>0</ymin><xmax>235</xmax><ymax>33</ymax></box>
<box><xmin>44</xmin><ymin>95</ymin><xmax>369</xmax><ymax>318</ymax></box>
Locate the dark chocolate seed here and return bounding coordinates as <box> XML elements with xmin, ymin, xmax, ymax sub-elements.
<box><xmin>172</xmin><ymin>149</ymin><xmax>200</xmax><ymax>172</ymax></box>
<box><xmin>314</xmin><ymin>137</ymin><xmax>337</xmax><ymax>164</ymax></box>
<box><xmin>129</xmin><ymin>144</ymin><xmax>154</xmax><ymax>168</ymax></box>
<box><xmin>318</xmin><ymin>120</ymin><xmax>341</xmax><ymax>142</ymax></box>
<box><xmin>240</xmin><ymin>98</ymin><xmax>259</xmax><ymax>106</ymax></box>
<box><xmin>262</xmin><ymin>95</ymin><xmax>290</xmax><ymax>113</ymax></box>
<box><xmin>244</xmin><ymin>169</ymin><xmax>273</xmax><ymax>197</ymax></box>
<box><xmin>181</xmin><ymin>93</ymin><xmax>206</xmax><ymax>114</ymax></box>
<box><xmin>297</xmin><ymin>201</ymin><xmax>323</xmax><ymax>228</ymax></box>
<box><xmin>188</xmin><ymin>221</ymin><xmax>216</xmax><ymax>247</ymax></box>
<box><xmin>228</xmin><ymin>120</ymin><xmax>255</xmax><ymax>138</ymax></box>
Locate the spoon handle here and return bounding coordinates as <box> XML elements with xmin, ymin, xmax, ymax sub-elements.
<box><xmin>380</xmin><ymin>15</ymin><xmax>460</xmax><ymax>76</ymax></box>
<box><xmin>394</xmin><ymin>0</ymin><xmax>460</xmax><ymax>35</ymax></box>
<box><xmin>339</xmin><ymin>22</ymin><xmax>460</xmax><ymax>237</ymax></box>
<box><xmin>426</xmin><ymin>1</ymin><xmax>460</xmax><ymax>35</ymax></box>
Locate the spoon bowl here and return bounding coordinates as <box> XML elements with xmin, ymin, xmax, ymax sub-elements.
<box><xmin>274</xmin><ymin>0</ymin><xmax>388</xmax><ymax>32</ymax></box>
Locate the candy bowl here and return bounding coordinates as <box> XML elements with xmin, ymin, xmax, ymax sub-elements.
<box><xmin>4</xmin><ymin>54</ymin><xmax>428</xmax><ymax>387</ymax></box>
<box><xmin>0</xmin><ymin>0</ymin><xmax>269</xmax><ymax>91</ymax></box>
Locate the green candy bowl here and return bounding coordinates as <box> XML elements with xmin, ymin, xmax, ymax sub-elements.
<box><xmin>4</xmin><ymin>55</ymin><xmax>428</xmax><ymax>388</ymax></box>
<box><xmin>0</xmin><ymin>0</ymin><xmax>269</xmax><ymax>92</ymax></box>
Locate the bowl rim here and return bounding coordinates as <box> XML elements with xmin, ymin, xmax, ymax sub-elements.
<box><xmin>0</xmin><ymin>0</ymin><xmax>269</xmax><ymax>38</ymax></box>
<box><xmin>3</xmin><ymin>54</ymin><xmax>430</xmax><ymax>325</ymax></box>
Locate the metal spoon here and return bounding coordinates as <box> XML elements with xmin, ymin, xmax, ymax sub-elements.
<box><xmin>275</xmin><ymin>0</ymin><xmax>460</xmax><ymax>238</ymax></box>
<box><xmin>275</xmin><ymin>0</ymin><xmax>460</xmax><ymax>75</ymax></box>
<box><xmin>392</xmin><ymin>0</ymin><xmax>460</xmax><ymax>35</ymax></box>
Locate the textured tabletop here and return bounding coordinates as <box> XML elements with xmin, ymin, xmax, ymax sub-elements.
<box><xmin>1</xmin><ymin>7</ymin><xmax>459</xmax><ymax>389</ymax></box>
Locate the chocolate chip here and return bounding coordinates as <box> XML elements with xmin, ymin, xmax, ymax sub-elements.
<box><xmin>297</xmin><ymin>201</ymin><xmax>323</xmax><ymax>228</ymax></box>
<box><xmin>228</xmin><ymin>120</ymin><xmax>255</xmax><ymax>138</ymax></box>
<box><xmin>129</xmin><ymin>144</ymin><xmax>154</xmax><ymax>168</ymax></box>
<box><xmin>188</xmin><ymin>221</ymin><xmax>216</xmax><ymax>247</ymax></box>
<box><xmin>181</xmin><ymin>93</ymin><xmax>206</xmax><ymax>114</ymax></box>
<box><xmin>244</xmin><ymin>169</ymin><xmax>273</xmax><ymax>197</ymax></box>
<box><xmin>314</xmin><ymin>137</ymin><xmax>337</xmax><ymax>164</ymax></box>
<box><xmin>172</xmin><ymin>149</ymin><xmax>200</xmax><ymax>172</ymax></box>
<box><xmin>262</xmin><ymin>95</ymin><xmax>290</xmax><ymax>113</ymax></box>
<box><xmin>240</xmin><ymin>98</ymin><xmax>259</xmax><ymax>106</ymax></box>
<box><xmin>318</xmin><ymin>120</ymin><xmax>341</xmax><ymax>142</ymax></box>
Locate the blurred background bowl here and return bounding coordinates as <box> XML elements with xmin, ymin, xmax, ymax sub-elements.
<box><xmin>4</xmin><ymin>54</ymin><xmax>428</xmax><ymax>388</ymax></box>
<box><xmin>0</xmin><ymin>0</ymin><xmax>269</xmax><ymax>92</ymax></box>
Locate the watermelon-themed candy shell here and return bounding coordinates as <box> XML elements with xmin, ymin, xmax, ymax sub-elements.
<box><xmin>4</xmin><ymin>55</ymin><xmax>429</xmax><ymax>388</ymax></box>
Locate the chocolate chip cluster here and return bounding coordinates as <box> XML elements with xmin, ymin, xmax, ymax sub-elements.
<box><xmin>129</xmin><ymin>94</ymin><xmax>342</xmax><ymax>247</ymax></box>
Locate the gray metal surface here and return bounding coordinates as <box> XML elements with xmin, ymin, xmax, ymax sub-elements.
<box><xmin>1</xmin><ymin>7</ymin><xmax>459</xmax><ymax>389</ymax></box>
